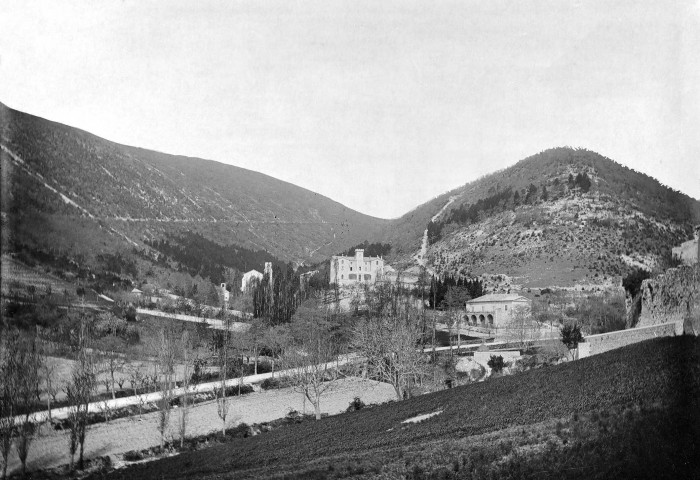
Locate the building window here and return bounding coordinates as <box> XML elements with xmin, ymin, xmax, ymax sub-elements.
<box><xmin>505</xmin><ymin>305</ymin><xmax>508</xmax><ymax>311</ymax></box>
<box><xmin>341</xmin><ymin>275</ymin><xmax>344</xmax><ymax>279</ymax></box>
<box><xmin>350</xmin><ymin>267</ymin><xmax>352</xmax><ymax>271</ymax></box>
<box><xmin>359</xmin><ymin>267</ymin><xmax>362</xmax><ymax>271</ymax></box>
<box><xmin>349</xmin><ymin>274</ymin><xmax>357</xmax><ymax>280</ymax></box>
<box><xmin>364</xmin><ymin>274</ymin><xmax>371</xmax><ymax>281</ymax></box>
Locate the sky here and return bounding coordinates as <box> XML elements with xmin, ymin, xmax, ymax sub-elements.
<box><xmin>1</xmin><ymin>0</ymin><xmax>699</xmax><ymax>219</ymax></box>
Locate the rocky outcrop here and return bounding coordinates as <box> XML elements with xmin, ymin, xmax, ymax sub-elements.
<box><xmin>638</xmin><ymin>264</ymin><xmax>700</xmax><ymax>334</ymax></box>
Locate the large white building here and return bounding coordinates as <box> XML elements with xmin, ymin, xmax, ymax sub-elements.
<box><xmin>465</xmin><ymin>293</ymin><xmax>530</xmax><ymax>328</ymax></box>
<box><xmin>240</xmin><ymin>269</ymin><xmax>263</xmax><ymax>292</ymax></box>
<box><xmin>330</xmin><ymin>249</ymin><xmax>385</xmax><ymax>286</ymax></box>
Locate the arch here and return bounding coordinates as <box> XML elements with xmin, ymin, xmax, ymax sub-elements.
<box><xmin>487</xmin><ymin>314</ymin><xmax>494</xmax><ymax>326</ymax></box>
<box><xmin>470</xmin><ymin>315</ymin><xmax>477</xmax><ymax>324</ymax></box>
<box><xmin>479</xmin><ymin>314</ymin><xmax>485</xmax><ymax>326</ymax></box>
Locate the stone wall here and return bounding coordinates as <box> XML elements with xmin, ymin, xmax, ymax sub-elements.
<box><xmin>579</xmin><ymin>321</ymin><xmax>682</xmax><ymax>358</ymax></box>
<box><xmin>637</xmin><ymin>264</ymin><xmax>699</xmax><ymax>332</ymax></box>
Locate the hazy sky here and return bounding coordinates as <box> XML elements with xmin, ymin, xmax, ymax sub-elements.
<box><xmin>2</xmin><ymin>0</ymin><xmax>699</xmax><ymax>219</ymax></box>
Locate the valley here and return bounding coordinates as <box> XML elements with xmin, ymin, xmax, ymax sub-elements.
<box><xmin>1</xmin><ymin>105</ymin><xmax>699</xmax><ymax>480</ymax></box>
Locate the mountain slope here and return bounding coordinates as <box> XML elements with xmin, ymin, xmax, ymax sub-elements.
<box><xmin>382</xmin><ymin>148</ymin><xmax>700</xmax><ymax>287</ymax></box>
<box><xmin>0</xmin><ymin>102</ymin><xmax>388</xmax><ymax>266</ymax></box>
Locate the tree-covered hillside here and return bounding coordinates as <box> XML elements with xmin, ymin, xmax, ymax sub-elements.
<box><xmin>382</xmin><ymin>148</ymin><xmax>700</xmax><ymax>287</ymax></box>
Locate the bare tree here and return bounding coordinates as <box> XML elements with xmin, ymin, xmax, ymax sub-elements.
<box><xmin>263</xmin><ymin>325</ymin><xmax>290</xmax><ymax>379</ymax></box>
<box><xmin>352</xmin><ymin>303</ymin><xmax>427</xmax><ymax>400</ymax></box>
<box><xmin>281</xmin><ymin>339</ymin><xmax>339</xmax><ymax>420</ymax></box>
<box><xmin>100</xmin><ymin>348</ymin><xmax>125</xmax><ymax>401</ymax></box>
<box><xmin>177</xmin><ymin>330</ymin><xmax>196</xmax><ymax>449</ymax></box>
<box><xmin>155</xmin><ymin>326</ymin><xmax>178</xmax><ymax>450</ymax></box>
<box><xmin>245</xmin><ymin>318</ymin><xmax>266</xmax><ymax>375</ymax></box>
<box><xmin>0</xmin><ymin>331</ymin><xmax>19</xmax><ymax>480</ymax></box>
<box><xmin>127</xmin><ymin>366</ymin><xmax>145</xmax><ymax>416</ymax></box>
<box><xmin>13</xmin><ymin>334</ymin><xmax>43</xmax><ymax>477</ymax></box>
<box><xmin>65</xmin><ymin>320</ymin><xmax>97</xmax><ymax>471</ymax></box>
<box><xmin>281</xmin><ymin>301</ymin><xmax>341</xmax><ymax>420</ymax></box>
<box><xmin>504</xmin><ymin>305</ymin><xmax>541</xmax><ymax>348</ymax></box>
<box><xmin>42</xmin><ymin>359</ymin><xmax>59</xmax><ymax>423</ymax></box>
<box><xmin>214</xmin><ymin>314</ymin><xmax>232</xmax><ymax>436</ymax></box>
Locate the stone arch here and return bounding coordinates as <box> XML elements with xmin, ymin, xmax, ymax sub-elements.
<box><xmin>479</xmin><ymin>314</ymin><xmax>485</xmax><ymax>326</ymax></box>
<box><xmin>487</xmin><ymin>314</ymin><xmax>494</xmax><ymax>326</ymax></box>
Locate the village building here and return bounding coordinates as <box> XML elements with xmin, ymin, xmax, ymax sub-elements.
<box><xmin>240</xmin><ymin>270</ymin><xmax>263</xmax><ymax>292</ymax></box>
<box><xmin>330</xmin><ymin>249</ymin><xmax>385</xmax><ymax>286</ymax></box>
<box><xmin>465</xmin><ymin>293</ymin><xmax>530</xmax><ymax>328</ymax></box>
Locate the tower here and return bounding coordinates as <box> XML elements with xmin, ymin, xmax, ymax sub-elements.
<box><xmin>264</xmin><ymin>262</ymin><xmax>273</xmax><ymax>286</ymax></box>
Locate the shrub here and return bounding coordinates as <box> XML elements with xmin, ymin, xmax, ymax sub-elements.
<box><xmin>260</xmin><ymin>377</ymin><xmax>280</xmax><ymax>390</ymax></box>
<box><xmin>561</xmin><ymin>323</ymin><xmax>584</xmax><ymax>349</ymax></box>
<box><xmin>123</xmin><ymin>450</ymin><xmax>144</xmax><ymax>462</ymax></box>
<box><xmin>346</xmin><ymin>397</ymin><xmax>366</xmax><ymax>412</ymax></box>
<box><xmin>487</xmin><ymin>355</ymin><xmax>506</xmax><ymax>373</ymax></box>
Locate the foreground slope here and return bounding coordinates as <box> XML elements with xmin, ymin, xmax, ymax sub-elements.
<box><xmin>104</xmin><ymin>336</ymin><xmax>700</xmax><ymax>479</ymax></box>
<box><xmin>383</xmin><ymin>148</ymin><xmax>700</xmax><ymax>287</ymax></box>
<box><xmin>0</xmin><ymin>102</ymin><xmax>388</xmax><ymax>264</ymax></box>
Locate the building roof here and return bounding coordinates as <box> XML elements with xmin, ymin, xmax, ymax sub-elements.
<box><xmin>243</xmin><ymin>269</ymin><xmax>263</xmax><ymax>277</ymax></box>
<box><xmin>466</xmin><ymin>294</ymin><xmax>529</xmax><ymax>303</ymax></box>
<box><xmin>332</xmin><ymin>255</ymin><xmax>383</xmax><ymax>262</ymax></box>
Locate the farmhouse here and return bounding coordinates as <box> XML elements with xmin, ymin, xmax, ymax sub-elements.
<box><xmin>465</xmin><ymin>293</ymin><xmax>530</xmax><ymax>328</ymax></box>
<box><xmin>330</xmin><ymin>249</ymin><xmax>385</xmax><ymax>286</ymax></box>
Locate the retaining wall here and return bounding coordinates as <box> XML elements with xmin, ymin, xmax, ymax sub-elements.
<box><xmin>579</xmin><ymin>321</ymin><xmax>682</xmax><ymax>358</ymax></box>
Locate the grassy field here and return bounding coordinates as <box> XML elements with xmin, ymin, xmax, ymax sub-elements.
<box><xmin>100</xmin><ymin>336</ymin><xmax>700</xmax><ymax>479</ymax></box>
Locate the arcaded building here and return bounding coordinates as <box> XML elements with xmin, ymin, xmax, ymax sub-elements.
<box><xmin>465</xmin><ymin>293</ymin><xmax>530</xmax><ymax>327</ymax></box>
<box><xmin>330</xmin><ymin>249</ymin><xmax>385</xmax><ymax>286</ymax></box>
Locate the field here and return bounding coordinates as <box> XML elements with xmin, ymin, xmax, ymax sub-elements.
<box><xmin>5</xmin><ymin>377</ymin><xmax>394</xmax><ymax>475</ymax></box>
<box><xmin>40</xmin><ymin>356</ymin><xmax>191</xmax><ymax>403</ymax></box>
<box><xmin>101</xmin><ymin>336</ymin><xmax>700</xmax><ymax>479</ymax></box>
<box><xmin>0</xmin><ymin>255</ymin><xmax>76</xmax><ymax>295</ymax></box>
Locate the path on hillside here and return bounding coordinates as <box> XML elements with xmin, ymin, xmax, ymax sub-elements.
<box><xmin>5</xmin><ymin>378</ymin><xmax>395</xmax><ymax>475</ymax></box>
<box><xmin>414</xmin><ymin>195</ymin><xmax>460</xmax><ymax>270</ymax></box>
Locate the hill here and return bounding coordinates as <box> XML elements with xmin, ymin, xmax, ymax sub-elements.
<box><xmin>100</xmin><ymin>336</ymin><xmax>700</xmax><ymax>479</ymax></box>
<box><xmin>382</xmin><ymin>148</ymin><xmax>700</xmax><ymax>288</ymax></box>
<box><xmin>0</xmin><ymin>102</ymin><xmax>388</xmax><ymax>274</ymax></box>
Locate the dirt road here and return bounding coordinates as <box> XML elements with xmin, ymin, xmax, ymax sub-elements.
<box><xmin>5</xmin><ymin>377</ymin><xmax>395</xmax><ymax>475</ymax></box>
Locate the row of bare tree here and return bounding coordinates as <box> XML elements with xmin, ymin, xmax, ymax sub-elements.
<box><xmin>0</xmin><ymin>317</ymin><xmax>97</xmax><ymax>478</ymax></box>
